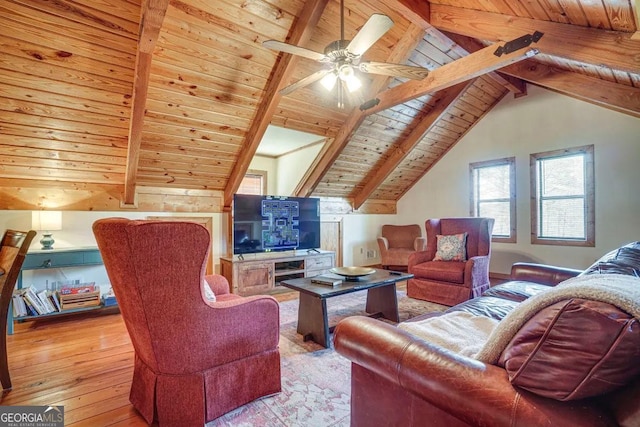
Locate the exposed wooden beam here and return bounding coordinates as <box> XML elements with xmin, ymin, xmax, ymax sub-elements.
<box><xmin>389</xmin><ymin>0</ymin><xmax>430</xmax><ymax>28</ymax></box>
<box><xmin>364</xmin><ymin>40</ymin><xmax>539</xmax><ymax>116</ymax></box>
<box><xmin>222</xmin><ymin>0</ymin><xmax>330</xmax><ymax>208</ymax></box>
<box><xmin>352</xmin><ymin>81</ymin><xmax>472</xmax><ymax>209</ymax></box>
<box><xmin>491</xmin><ymin>72</ymin><xmax>527</xmax><ymax>97</ymax></box>
<box><xmin>440</xmin><ymin>31</ymin><xmax>527</xmax><ymax>97</ymax></box>
<box><xmin>388</xmin><ymin>0</ymin><xmax>525</xmax><ymax>95</ymax></box>
<box><xmin>123</xmin><ymin>0</ymin><xmax>169</xmax><ymax>205</ymax></box>
<box><xmin>294</xmin><ymin>23</ymin><xmax>426</xmax><ymax>198</ymax></box>
<box><xmin>430</xmin><ymin>4</ymin><xmax>640</xmax><ymax>74</ymax></box>
<box><xmin>501</xmin><ymin>60</ymin><xmax>640</xmax><ymax>118</ymax></box>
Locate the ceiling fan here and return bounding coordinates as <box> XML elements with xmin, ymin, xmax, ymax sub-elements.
<box><xmin>262</xmin><ymin>0</ymin><xmax>430</xmax><ymax>108</ymax></box>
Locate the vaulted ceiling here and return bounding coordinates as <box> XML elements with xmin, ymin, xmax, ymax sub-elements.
<box><xmin>0</xmin><ymin>0</ymin><xmax>638</xmax><ymax>213</ymax></box>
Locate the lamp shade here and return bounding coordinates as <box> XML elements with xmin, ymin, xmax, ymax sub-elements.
<box><xmin>32</xmin><ymin>211</ymin><xmax>62</xmax><ymax>231</ymax></box>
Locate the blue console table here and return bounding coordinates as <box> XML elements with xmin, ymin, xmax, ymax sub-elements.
<box><xmin>9</xmin><ymin>247</ymin><xmax>110</xmax><ymax>334</ymax></box>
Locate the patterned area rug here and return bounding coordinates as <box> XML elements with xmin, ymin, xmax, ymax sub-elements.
<box><xmin>208</xmin><ymin>289</ymin><xmax>447</xmax><ymax>427</ymax></box>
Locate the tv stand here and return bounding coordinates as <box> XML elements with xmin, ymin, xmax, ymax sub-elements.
<box><xmin>220</xmin><ymin>250</ymin><xmax>335</xmax><ymax>296</ymax></box>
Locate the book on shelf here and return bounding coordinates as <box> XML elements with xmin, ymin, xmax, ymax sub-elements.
<box><xmin>37</xmin><ymin>290</ymin><xmax>56</xmax><ymax>314</ymax></box>
<box><xmin>23</xmin><ymin>286</ymin><xmax>47</xmax><ymax>315</ymax></box>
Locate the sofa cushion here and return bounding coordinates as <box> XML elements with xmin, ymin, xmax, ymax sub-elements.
<box><xmin>499</xmin><ymin>298</ymin><xmax>640</xmax><ymax>401</ymax></box>
<box><xmin>383</xmin><ymin>248</ymin><xmax>416</xmax><ymax>266</ymax></box>
<box><xmin>446</xmin><ymin>296</ymin><xmax>520</xmax><ymax>321</ymax></box>
<box><xmin>482</xmin><ymin>281</ymin><xmax>553</xmax><ymax>302</ymax></box>
<box><xmin>580</xmin><ymin>242</ymin><xmax>640</xmax><ymax>278</ymax></box>
<box><xmin>434</xmin><ymin>233</ymin><xmax>467</xmax><ymax>261</ymax></box>
<box><xmin>412</xmin><ymin>260</ymin><xmax>465</xmax><ymax>284</ymax></box>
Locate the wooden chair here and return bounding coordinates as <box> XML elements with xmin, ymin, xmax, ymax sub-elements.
<box><xmin>0</xmin><ymin>229</ymin><xmax>36</xmax><ymax>391</ymax></box>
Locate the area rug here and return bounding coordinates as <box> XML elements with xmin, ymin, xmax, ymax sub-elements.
<box><xmin>207</xmin><ymin>290</ymin><xmax>447</xmax><ymax>427</ymax></box>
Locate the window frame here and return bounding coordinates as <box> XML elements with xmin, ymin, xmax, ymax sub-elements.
<box><xmin>469</xmin><ymin>157</ymin><xmax>516</xmax><ymax>243</ymax></box>
<box><xmin>530</xmin><ymin>145</ymin><xmax>595</xmax><ymax>247</ymax></box>
<box><xmin>237</xmin><ymin>170</ymin><xmax>268</xmax><ymax>195</ymax></box>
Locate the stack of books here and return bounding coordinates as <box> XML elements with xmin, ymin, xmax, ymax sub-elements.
<box><xmin>12</xmin><ymin>282</ymin><xmax>101</xmax><ymax>317</ymax></box>
<box><xmin>13</xmin><ymin>286</ymin><xmax>61</xmax><ymax>317</ymax></box>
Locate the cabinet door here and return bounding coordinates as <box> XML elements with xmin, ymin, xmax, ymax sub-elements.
<box><xmin>237</xmin><ymin>262</ymin><xmax>273</xmax><ymax>295</ymax></box>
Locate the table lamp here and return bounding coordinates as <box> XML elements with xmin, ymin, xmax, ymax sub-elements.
<box><xmin>32</xmin><ymin>211</ymin><xmax>62</xmax><ymax>250</ymax></box>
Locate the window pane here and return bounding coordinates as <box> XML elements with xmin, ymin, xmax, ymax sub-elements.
<box><xmin>531</xmin><ymin>145</ymin><xmax>594</xmax><ymax>247</ymax></box>
<box><xmin>478</xmin><ymin>165</ymin><xmax>509</xmax><ymax>198</ymax></box>
<box><xmin>238</xmin><ymin>174</ymin><xmax>263</xmax><ymax>195</ymax></box>
<box><xmin>479</xmin><ymin>201</ymin><xmax>510</xmax><ymax>236</ymax></box>
<box><xmin>540</xmin><ymin>155</ymin><xmax>584</xmax><ymax>197</ymax></box>
<box><xmin>470</xmin><ymin>158</ymin><xmax>515</xmax><ymax>242</ymax></box>
<box><xmin>540</xmin><ymin>198</ymin><xmax>585</xmax><ymax>239</ymax></box>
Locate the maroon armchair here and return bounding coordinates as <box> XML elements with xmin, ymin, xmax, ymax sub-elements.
<box><xmin>408</xmin><ymin>217</ymin><xmax>494</xmax><ymax>306</ymax></box>
<box><xmin>93</xmin><ymin>218</ymin><xmax>281</xmax><ymax>426</ymax></box>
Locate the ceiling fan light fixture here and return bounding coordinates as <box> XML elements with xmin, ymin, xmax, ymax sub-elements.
<box><xmin>320</xmin><ymin>72</ymin><xmax>338</xmax><ymax>91</ymax></box>
<box><xmin>345</xmin><ymin>74</ymin><xmax>361</xmax><ymax>92</ymax></box>
<box><xmin>337</xmin><ymin>64</ymin><xmax>361</xmax><ymax>92</ymax></box>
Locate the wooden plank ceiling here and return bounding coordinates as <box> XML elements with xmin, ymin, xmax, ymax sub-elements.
<box><xmin>0</xmin><ymin>0</ymin><xmax>638</xmax><ymax>213</ymax></box>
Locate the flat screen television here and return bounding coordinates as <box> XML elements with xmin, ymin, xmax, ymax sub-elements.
<box><xmin>233</xmin><ymin>194</ymin><xmax>321</xmax><ymax>255</ymax></box>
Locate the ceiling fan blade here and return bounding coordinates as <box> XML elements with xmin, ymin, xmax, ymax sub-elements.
<box><xmin>346</xmin><ymin>14</ymin><xmax>393</xmax><ymax>56</ymax></box>
<box><xmin>358</xmin><ymin>61</ymin><xmax>430</xmax><ymax>80</ymax></box>
<box><xmin>280</xmin><ymin>69</ymin><xmax>331</xmax><ymax>96</ymax></box>
<box><xmin>263</xmin><ymin>40</ymin><xmax>327</xmax><ymax>62</ymax></box>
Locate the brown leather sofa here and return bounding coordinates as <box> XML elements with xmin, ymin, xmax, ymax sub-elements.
<box><xmin>335</xmin><ymin>242</ymin><xmax>640</xmax><ymax>427</ymax></box>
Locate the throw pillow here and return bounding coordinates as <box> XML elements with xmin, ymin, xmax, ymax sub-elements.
<box><xmin>434</xmin><ymin>233</ymin><xmax>467</xmax><ymax>261</ymax></box>
<box><xmin>203</xmin><ymin>280</ymin><xmax>216</xmax><ymax>302</ymax></box>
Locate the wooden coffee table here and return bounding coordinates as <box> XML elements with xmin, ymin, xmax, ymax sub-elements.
<box><xmin>281</xmin><ymin>269</ymin><xmax>413</xmax><ymax>348</ymax></box>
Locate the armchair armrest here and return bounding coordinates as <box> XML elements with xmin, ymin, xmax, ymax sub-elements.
<box><xmin>408</xmin><ymin>250</ymin><xmax>433</xmax><ymax>270</ymax></box>
<box><xmin>413</xmin><ymin>236</ymin><xmax>426</xmax><ymax>252</ymax></box>
<box><xmin>204</xmin><ymin>274</ymin><xmax>230</xmax><ymax>295</ymax></box>
<box><xmin>510</xmin><ymin>262</ymin><xmax>582</xmax><ymax>286</ymax></box>
<box><xmin>334</xmin><ymin>316</ymin><xmax>614</xmax><ymax>427</ymax></box>
<box><xmin>376</xmin><ymin>236</ymin><xmax>389</xmax><ymax>253</ymax></box>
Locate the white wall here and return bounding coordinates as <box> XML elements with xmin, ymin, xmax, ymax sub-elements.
<box><xmin>397</xmin><ymin>85</ymin><xmax>640</xmax><ymax>274</ymax></box>
<box><xmin>276</xmin><ymin>143</ymin><xmax>323</xmax><ymax>195</ymax></box>
<box><xmin>248</xmin><ymin>155</ymin><xmax>277</xmax><ymax>195</ymax></box>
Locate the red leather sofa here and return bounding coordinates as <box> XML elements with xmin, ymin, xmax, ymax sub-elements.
<box><xmin>335</xmin><ymin>242</ymin><xmax>640</xmax><ymax>426</ymax></box>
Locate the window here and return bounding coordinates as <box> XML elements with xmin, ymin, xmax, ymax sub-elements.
<box><xmin>530</xmin><ymin>145</ymin><xmax>594</xmax><ymax>246</ymax></box>
<box><xmin>470</xmin><ymin>157</ymin><xmax>516</xmax><ymax>242</ymax></box>
<box><xmin>237</xmin><ymin>170</ymin><xmax>267</xmax><ymax>195</ymax></box>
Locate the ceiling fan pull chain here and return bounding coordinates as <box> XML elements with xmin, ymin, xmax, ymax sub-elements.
<box><xmin>340</xmin><ymin>0</ymin><xmax>345</xmax><ymax>41</ymax></box>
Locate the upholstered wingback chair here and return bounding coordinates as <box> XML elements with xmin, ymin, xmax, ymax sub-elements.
<box><xmin>377</xmin><ymin>224</ymin><xmax>426</xmax><ymax>271</ymax></box>
<box><xmin>93</xmin><ymin>218</ymin><xmax>281</xmax><ymax>426</ymax></box>
<box><xmin>0</xmin><ymin>229</ymin><xmax>36</xmax><ymax>391</ymax></box>
<box><xmin>408</xmin><ymin>217</ymin><xmax>494</xmax><ymax>306</ymax></box>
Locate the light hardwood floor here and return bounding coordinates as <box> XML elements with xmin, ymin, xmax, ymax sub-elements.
<box><xmin>2</xmin><ymin>290</ymin><xmax>301</xmax><ymax>426</ymax></box>
<box><xmin>4</xmin><ymin>310</ymin><xmax>147</xmax><ymax>426</ymax></box>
